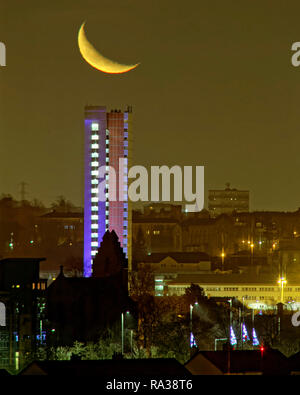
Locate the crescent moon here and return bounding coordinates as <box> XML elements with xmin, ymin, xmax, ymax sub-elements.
<box><xmin>78</xmin><ymin>22</ymin><xmax>139</xmax><ymax>74</ymax></box>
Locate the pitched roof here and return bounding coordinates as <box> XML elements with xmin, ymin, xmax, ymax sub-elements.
<box><xmin>40</xmin><ymin>211</ymin><xmax>83</xmax><ymax>219</ymax></box>
<box><xmin>185</xmin><ymin>350</ymin><xmax>288</xmax><ymax>374</ymax></box>
<box><xmin>19</xmin><ymin>358</ymin><xmax>191</xmax><ymax>376</ymax></box>
<box><xmin>143</xmin><ymin>252</ymin><xmax>210</xmax><ymax>263</ymax></box>
<box><xmin>0</xmin><ymin>369</ymin><xmax>10</xmax><ymax>376</ymax></box>
<box><xmin>288</xmin><ymin>351</ymin><xmax>300</xmax><ymax>371</ymax></box>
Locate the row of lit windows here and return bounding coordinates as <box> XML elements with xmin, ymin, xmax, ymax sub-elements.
<box><xmin>11</xmin><ymin>283</ymin><xmax>46</xmax><ymax>290</ymax></box>
<box><xmin>146</xmin><ymin>229</ymin><xmax>161</xmax><ymax>235</ymax></box>
<box><xmin>90</xmin><ymin>122</ymin><xmax>128</xmax><ymax>135</ymax></box>
<box><xmin>167</xmin><ymin>285</ymin><xmax>300</xmax><ymax>294</ymax></box>
<box><xmin>32</xmin><ymin>283</ymin><xmax>46</xmax><ymax>290</ymax></box>
<box><xmin>90</xmin><ymin>127</ymin><xmax>99</xmax><ymax>254</ymax></box>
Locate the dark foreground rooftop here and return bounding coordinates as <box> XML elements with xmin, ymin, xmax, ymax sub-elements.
<box><xmin>19</xmin><ymin>358</ymin><xmax>191</xmax><ymax>376</ymax></box>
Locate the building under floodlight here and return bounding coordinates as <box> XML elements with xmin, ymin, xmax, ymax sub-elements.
<box><xmin>84</xmin><ymin>105</ymin><xmax>132</xmax><ymax>277</ymax></box>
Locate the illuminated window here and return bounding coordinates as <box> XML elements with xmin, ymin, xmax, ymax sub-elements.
<box><xmin>91</xmin><ymin>123</ymin><xmax>99</xmax><ymax>131</ymax></box>
<box><xmin>91</xmin><ymin>144</ymin><xmax>99</xmax><ymax>149</ymax></box>
<box><xmin>91</xmin><ymin>135</ymin><xmax>99</xmax><ymax>140</ymax></box>
<box><xmin>91</xmin><ymin>161</ymin><xmax>99</xmax><ymax>167</ymax></box>
<box><xmin>91</xmin><ymin>179</ymin><xmax>98</xmax><ymax>185</ymax></box>
<box><xmin>91</xmin><ymin>224</ymin><xmax>98</xmax><ymax>229</ymax></box>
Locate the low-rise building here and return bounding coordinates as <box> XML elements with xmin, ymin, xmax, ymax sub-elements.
<box><xmin>156</xmin><ymin>272</ymin><xmax>300</xmax><ymax>310</ymax></box>
<box><xmin>208</xmin><ymin>183</ymin><xmax>249</xmax><ymax>217</ymax></box>
<box><xmin>0</xmin><ymin>258</ymin><xmax>47</xmax><ymax>372</ymax></box>
<box><xmin>139</xmin><ymin>252</ymin><xmax>211</xmax><ymax>296</ymax></box>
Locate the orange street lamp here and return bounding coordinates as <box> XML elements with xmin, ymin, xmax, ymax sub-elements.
<box><xmin>277</xmin><ymin>277</ymin><xmax>287</xmax><ymax>303</ymax></box>
<box><xmin>221</xmin><ymin>250</ymin><xmax>225</xmax><ymax>271</ymax></box>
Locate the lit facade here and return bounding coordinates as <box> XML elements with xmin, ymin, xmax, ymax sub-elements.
<box><xmin>84</xmin><ymin>106</ymin><xmax>132</xmax><ymax>277</ymax></box>
<box><xmin>208</xmin><ymin>183</ymin><xmax>249</xmax><ymax>217</ymax></box>
<box><xmin>162</xmin><ymin>274</ymin><xmax>300</xmax><ymax>310</ymax></box>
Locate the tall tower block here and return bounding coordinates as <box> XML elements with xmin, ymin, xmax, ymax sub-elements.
<box><xmin>84</xmin><ymin>106</ymin><xmax>132</xmax><ymax>277</ymax></box>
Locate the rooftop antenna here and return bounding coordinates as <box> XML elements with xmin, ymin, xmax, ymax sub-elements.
<box><xmin>19</xmin><ymin>181</ymin><xmax>28</xmax><ymax>203</ymax></box>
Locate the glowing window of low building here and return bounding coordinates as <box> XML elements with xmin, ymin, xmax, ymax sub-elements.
<box><xmin>91</xmin><ymin>122</ymin><xmax>99</xmax><ymax>131</ymax></box>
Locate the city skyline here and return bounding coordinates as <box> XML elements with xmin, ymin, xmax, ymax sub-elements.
<box><xmin>3</xmin><ymin>0</ymin><xmax>300</xmax><ymax>378</ymax></box>
<box><xmin>2</xmin><ymin>1</ymin><xmax>300</xmax><ymax>211</ymax></box>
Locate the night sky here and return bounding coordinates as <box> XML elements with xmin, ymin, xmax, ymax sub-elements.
<box><xmin>1</xmin><ymin>0</ymin><xmax>300</xmax><ymax>211</ymax></box>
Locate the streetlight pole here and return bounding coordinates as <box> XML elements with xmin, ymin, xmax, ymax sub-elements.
<box><xmin>229</xmin><ymin>298</ymin><xmax>232</xmax><ymax>346</ymax></box>
<box><xmin>229</xmin><ymin>298</ymin><xmax>232</xmax><ymax>328</ymax></box>
<box><xmin>250</xmin><ymin>243</ymin><xmax>254</xmax><ymax>269</ymax></box>
<box><xmin>121</xmin><ymin>311</ymin><xmax>130</xmax><ymax>355</ymax></box>
<box><xmin>189</xmin><ymin>302</ymin><xmax>198</xmax><ymax>349</ymax></box>
<box><xmin>121</xmin><ymin>312</ymin><xmax>124</xmax><ymax>355</ymax></box>
<box><xmin>130</xmin><ymin>329</ymin><xmax>133</xmax><ymax>356</ymax></box>
<box><xmin>252</xmin><ymin>308</ymin><xmax>254</xmax><ymax>350</ymax></box>
<box><xmin>278</xmin><ymin>277</ymin><xmax>286</xmax><ymax>304</ymax></box>
<box><xmin>221</xmin><ymin>249</ymin><xmax>225</xmax><ymax>271</ymax></box>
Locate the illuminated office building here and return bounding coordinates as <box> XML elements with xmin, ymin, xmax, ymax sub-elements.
<box><xmin>84</xmin><ymin>106</ymin><xmax>132</xmax><ymax>277</ymax></box>
<box><xmin>208</xmin><ymin>183</ymin><xmax>249</xmax><ymax>217</ymax></box>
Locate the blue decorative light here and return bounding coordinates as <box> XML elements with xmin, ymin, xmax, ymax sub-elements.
<box><xmin>242</xmin><ymin>323</ymin><xmax>249</xmax><ymax>342</ymax></box>
<box><xmin>252</xmin><ymin>328</ymin><xmax>259</xmax><ymax>346</ymax></box>
<box><xmin>190</xmin><ymin>332</ymin><xmax>197</xmax><ymax>348</ymax></box>
<box><xmin>230</xmin><ymin>326</ymin><xmax>237</xmax><ymax>346</ymax></box>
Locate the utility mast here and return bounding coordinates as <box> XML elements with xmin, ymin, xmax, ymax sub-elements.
<box><xmin>19</xmin><ymin>182</ymin><xmax>28</xmax><ymax>203</ymax></box>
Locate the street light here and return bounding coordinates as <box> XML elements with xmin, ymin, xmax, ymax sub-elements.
<box><xmin>228</xmin><ymin>298</ymin><xmax>232</xmax><ymax>342</ymax></box>
<box><xmin>250</xmin><ymin>243</ymin><xmax>254</xmax><ymax>267</ymax></box>
<box><xmin>130</xmin><ymin>329</ymin><xmax>133</xmax><ymax>356</ymax></box>
<box><xmin>190</xmin><ymin>302</ymin><xmax>198</xmax><ymax>322</ymax></box>
<box><xmin>190</xmin><ymin>302</ymin><xmax>198</xmax><ymax>348</ymax></box>
<box><xmin>277</xmin><ymin>278</ymin><xmax>287</xmax><ymax>303</ymax></box>
<box><xmin>121</xmin><ymin>311</ymin><xmax>130</xmax><ymax>355</ymax></box>
<box><xmin>221</xmin><ymin>250</ymin><xmax>225</xmax><ymax>271</ymax></box>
